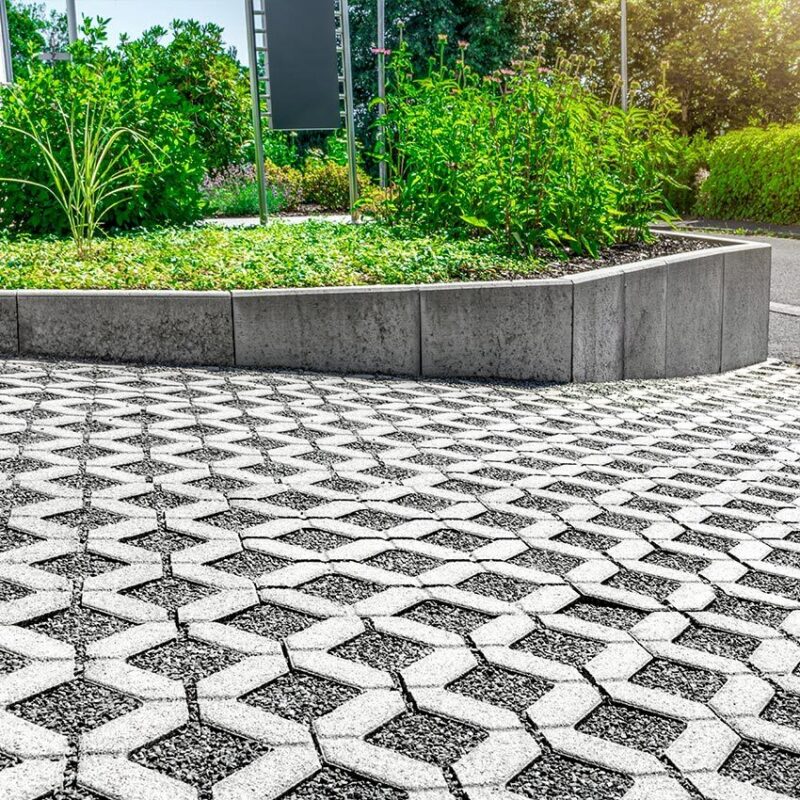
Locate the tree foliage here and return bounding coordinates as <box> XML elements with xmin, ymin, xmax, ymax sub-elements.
<box><xmin>349</xmin><ymin>0</ymin><xmax>516</xmax><ymax>144</ymax></box>
<box><xmin>509</xmin><ymin>0</ymin><xmax>800</xmax><ymax>136</ymax></box>
<box><xmin>381</xmin><ymin>41</ymin><xmax>677</xmax><ymax>255</ymax></box>
<box><xmin>6</xmin><ymin>1</ymin><xmax>67</xmax><ymax>71</ymax></box>
<box><xmin>119</xmin><ymin>21</ymin><xmax>252</xmax><ymax>173</ymax></box>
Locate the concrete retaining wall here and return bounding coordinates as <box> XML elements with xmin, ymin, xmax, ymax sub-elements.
<box><xmin>0</xmin><ymin>234</ymin><xmax>771</xmax><ymax>383</ymax></box>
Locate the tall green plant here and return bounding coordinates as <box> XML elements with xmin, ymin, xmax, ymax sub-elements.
<box><xmin>0</xmin><ymin>19</ymin><xmax>205</xmax><ymax>236</ymax></box>
<box><xmin>379</xmin><ymin>40</ymin><xmax>677</xmax><ymax>255</ymax></box>
<box><xmin>0</xmin><ymin>88</ymin><xmax>149</xmax><ymax>256</ymax></box>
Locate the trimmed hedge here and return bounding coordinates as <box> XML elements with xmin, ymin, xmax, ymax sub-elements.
<box><xmin>698</xmin><ymin>125</ymin><xmax>800</xmax><ymax>224</ymax></box>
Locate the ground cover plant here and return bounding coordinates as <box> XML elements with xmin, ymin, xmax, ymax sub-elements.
<box><xmin>380</xmin><ymin>40</ymin><xmax>677</xmax><ymax>255</ymax></box>
<box><xmin>0</xmin><ymin>223</ymin><xmax>719</xmax><ymax>292</ymax></box>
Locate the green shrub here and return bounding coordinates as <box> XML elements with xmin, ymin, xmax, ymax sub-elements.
<box><xmin>380</xmin><ymin>41</ymin><xmax>677</xmax><ymax>255</ymax></box>
<box><xmin>698</xmin><ymin>125</ymin><xmax>800</xmax><ymax>224</ymax></box>
<box><xmin>664</xmin><ymin>133</ymin><xmax>712</xmax><ymax>217</ymax></box>
<box><xmin>0</xmin><ymin>20</ymin><xmax>205</xmax><ymax>235</ymax></box>
<box><xmin>120</xmin><ymin>20</ymin><xmax>252</xmax><ymax>174</ymax></box>
<box><xmin>302</xmin><ymin>151</ymin><xmax>372</xmax><ymax>211</ymax></box>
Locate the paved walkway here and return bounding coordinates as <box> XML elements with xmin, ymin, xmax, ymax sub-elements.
<box><xmin>1</xmin><ymin>359</ymin><xmax>800</xmax><ymax>800</ymax></box>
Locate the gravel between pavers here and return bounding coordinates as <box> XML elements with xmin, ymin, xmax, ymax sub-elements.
<box><xmin>631</xmin><ymin>659</ymin><xmax>726</xmax><ymax>703</ymax></box>
<box><xmin>710</xmin><ymin>592</ymin><xmax>790</xmax><ymax>628</ymax></box>
<box><xmin>511</xmin><ymin>626</ymin><xmax>606</xmax><ymax>668</ymax></box>
<box><xmin>510</xmin><ymin>548</ymin><xmax>583</xmax><ymax>576</ymax></box>
<box><xmin>421</xmin><ymin>529</ymin><xmax>488</xmax><ymax>552</ymax></box>
<box><xmin>365</xmin><ymin>550</ymin><xmax>443</xmax><ymax>576</ymax></box>
<box><xmin>123</xmin><ymin>576</ymin><xmax>215</xmax><ymax>611</ymax></box>
<box><xmin>331</xmin><ymin>631</ymin><xmax>433</xmax><ymax>672</ymax></box>
<box><xmin>0</xmin><ymin>579</ymin><xmax>32</xmax><ymax>601</ymax></box>
<box><xmin>720</xmin><ymin>739</ymin><xmax>800</xmax><ymax>797</ymax></box>
<box><xmin>242</xmin><ymin>670</ymin><xmax>360</xmax><ymax>723</ymax></box>
<box><xmin>300</xmin><ymin>574</ymin><xmax>383</xmax><ymax>604</ymax></box>
<box><xmin>204</xmin><ymin>507</ymin><xmax>274</xmax><ymax>529</ymax></box>
<box><xmin>123</xmin><ymin>528</ymin><xmax>203</xmax><ymax>554</ymax></box>
<box><xmin>400</xmin><ymin>600</ymin><xmax>493</xmax><ymax>636</ymax></box>
<box><xmin>676</xmin><ymin>625</ymin><xmax>761</xmax><ymax>660</ymax></box>
<box><xmin>0</xmin><ymin>528</ymin><xmax>39</xmax><ymax>551</ymax></box>
<box><xmin>555</xmin><ymin>529</ymin><xmax>620</xmax><ymax>552</ymax></box>
<box><xmin>674</xmin><ymin>530</ymin><xmax>737</xmax><ymax>552</ymax></box>
<box><xmin>130</xmin><ymin>637</ymin><xmax>245</xmax><ymax>684</ymax></box>
<box><xmin>33</xmin><ymin>552</ymin><xmax>124</xmax><ymax>578</ymax></box>
<box><xmin>507</xmin><ymin>747</ymin><xmax>634</xmax><ymax>800</ymax></box>
<box><xmin>8</xmin><ymin>679</ymin><xmax>141</xmax><ymax>737</ymax></box>
<box><xmin>366</xmin><ymin>711</ymin><xmax>487</xmax><ymax>767</ymax></box>
<box><xmin>47</xmin><ymin>508</ymin><xmax>124</xmax><ymax>530</ymax></box>
<box><xmin>129</xmin><ymin>721</ymin><xmax>271</xmax><ymax>799</ymax></box>
<box><xmin>278</xmin><ymin>529</ymin><xmax>349</xmax><ymax>552</ymax></box>
<box><xmin>211</xmin><ymin>549</ymin><xmax>289</xmax><ymax>579</ymax></box>
<box><xmin>448</xmin><ymin>664</ymin><xmax>552</xmax><ymax>714</ymax></box>
<box><xmin>340</xmin><ymin>510</ymin><xmax>404</xmax><ymax>530</ymax></box>
<box><xmin>0</xmin><ymin>647</ymin><xmax>28</xmax><ymax>674</ymax></box>
<box><xmin>761</xmin><ymin>689</ymin><xmax>800</xmax><ymax>730</ymax></box>
<box><xmin>577</xmin><ymin>702</ymin><xmax>687</xmax><ymax>756</ymax></box>
<box><xmin>564</xmin><ymin>599</ymin><xmax>647</xmax><ymax>631</ymax></box>
<box><xmin>606</xmin><ymin>569</ymin><xmax>680</xmax><ymax>602</ymax></box>
<box><xmin>280</xmin><ymin>766</ymin><xmax>408</xmax><ymax>800</ymax></box>
<box><xmin>458</xmin><ymin>572</ymin><xmax>536</xmax><ymax>602</ymax></box>
<box><xmin>738</xmin><ymin>570</ymin><xmax>800</xmax><ymax>601</ymax></box>
<box><xmin>26</xmin><ymin>606</ymin><xmax>132</xmax><ymax>644</ymax></box>
<box><xmin>222</xmin><ymin>602</ymin><xmax>319</xmax><ymax>639</ymax></box>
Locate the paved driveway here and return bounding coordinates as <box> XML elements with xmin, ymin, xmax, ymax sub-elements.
<box><xmin>0</xmin><ymin>358</ymin><xmax>799</xmax><ymax>799</ymax></box>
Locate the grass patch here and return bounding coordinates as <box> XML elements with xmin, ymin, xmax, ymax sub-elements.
<box><xmin>0</xmin><ymin>222</ymin><xmax>547</xmax><ymax>291</ymax></box>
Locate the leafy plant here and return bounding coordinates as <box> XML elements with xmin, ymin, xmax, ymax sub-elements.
<box><xmin>379</xmin><ymin>40</ymin><xmax>677</xmax><ymax>255</ymax></box>
<box><xmin>0</xmin><ymin>222</ymin><xmax>549</xmax><ymax>290</ymax></box>
<box><xmin>698</xmin><ymin>125</ymin><xmax>800</xmax><ymax>224</ymax></box>
<box><xmin>663</xmin><ymin>133</ymin><xmax>712</xmax><ymax>216</ymax></box>
<box><xmin>0</xmin><ymin>85</ymin><xmax>148</xmax><ymax>256</ymax></box>
<box><xmin>0</xmin><ymin>18</ymin><xmax>205</xmax><ymax>236</ymax></box>
<box><xmin>120</xmin><ymin>20</ymin><xmax>252</xmax><ymax>173</ymax></box>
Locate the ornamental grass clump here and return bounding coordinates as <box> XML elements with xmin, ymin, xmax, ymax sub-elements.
<box><xmin>379</xmin><ymin>40</ymin><xmax>677</xmax><ymax>256</ymax></box>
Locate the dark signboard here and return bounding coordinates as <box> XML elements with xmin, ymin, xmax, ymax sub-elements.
<box><xmin>265</xmin><ymin>0</ymin><xmax>342</xmax><ymax>131</ymax></box>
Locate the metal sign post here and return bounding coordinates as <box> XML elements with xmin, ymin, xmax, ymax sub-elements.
<box><xmin>66</xmin><ymin>0</ymin><xmax>78</xmax><ymax>43</ymax></box>
<box><xmin>340</xmin><ymin>0</ymin><xmax>359</xmax><ymax>218</ymax></box>
<box><xmin>620</xmin><ymin>0</ymin><xmax>629</xmax><ymax>111</ymax></box>
<box><xmin>0</xmin><ymin>0</ymin><xmax>13</xmax><ymax>85</ymax></box>
<box><xmin>376</xmin><ymin>0</ymin><xmax>387</xmax><ymax>189</ymax></box>
<box><xmin>245</xmin><ymin>0</ymin><xmax>269</xmax><ymax>225</ymax></box>
<box><xmin>246</xmin><ymin>0</ymin><xmax>360</xmax><ymax>224</ymax></box>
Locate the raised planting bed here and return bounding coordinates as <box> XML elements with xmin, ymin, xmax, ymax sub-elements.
<box><xmin>0</xmin><ymin>230</ymin><xmax>771</xmax><ymax>383</ymax></box>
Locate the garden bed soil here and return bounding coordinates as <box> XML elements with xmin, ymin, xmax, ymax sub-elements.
<box><xmin>521</xmin><ymin>235</ymin><xmax>725</xmax><ymax>280</ymax></box>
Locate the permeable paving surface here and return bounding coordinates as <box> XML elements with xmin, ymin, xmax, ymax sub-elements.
<box><xmin>1</xmin><ymin>357</ymin><xmax>800</xmax><ymax>800</ymax></box>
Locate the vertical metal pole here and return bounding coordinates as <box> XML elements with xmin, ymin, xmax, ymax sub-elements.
<box><xmin>245</xmin><ymin>0</ymin><xmax>269</xmax><ymax>226</ymax></box>
<box><xmin>66</xmin><ymin>0</ymin><xmax>78</xmax><ymax>44</ymax></box>
<box><xmin>620</xmin><ymin>0</ymin><xmax>629</xmax><ymax>111</ymax></box>
<box><xmin>341</xmin><ymin>0</ymin><xmax>360</xmax><ymax>221</ymax></box>
<box><xmin>377</xmin><ymin>0</ymin><xmax>387</xmax><ymax>189</ymax></box>
<box><xmin>0</xmin><ymin>0</ymin><xmax>13</xmax><ymax>85</ymax></box>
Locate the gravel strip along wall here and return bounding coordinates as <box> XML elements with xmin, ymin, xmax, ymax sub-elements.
<box><xmin>0</xmin><ymin>234</ymin><xmax>771</xmax><ymax>382</ymax></box>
